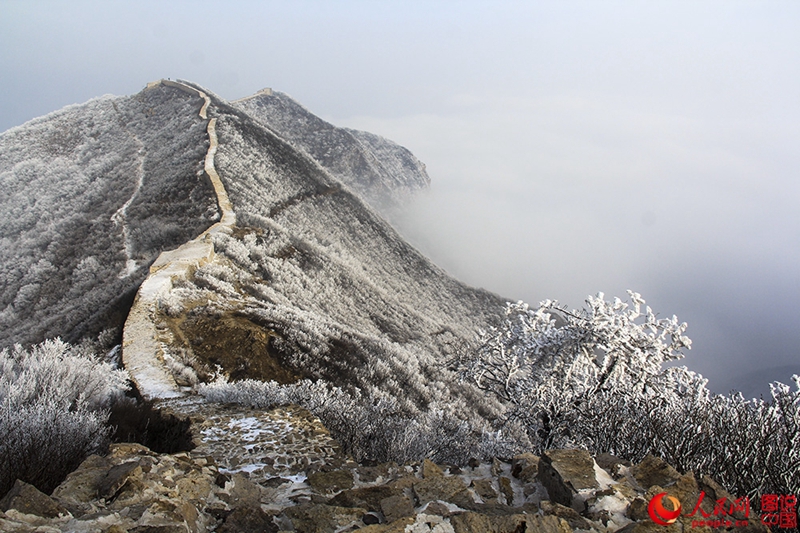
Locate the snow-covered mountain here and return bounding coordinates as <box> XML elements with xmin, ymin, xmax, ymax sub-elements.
<box><xmin>0</xmin><ymin>86</ymin><xmax>218</xmax><ymax>347</ymax></box>
<box><xmin>0</xmin><ymin>80</ymin><xmax>505</xmax><ymax>415</ymax></box>
<box><xmin>232</xmin><ymin>88</ymin><xmax>430</xmax><ymax>211</ymax></box>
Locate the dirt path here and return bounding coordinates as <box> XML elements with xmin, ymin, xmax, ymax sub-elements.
<box><xmin>122</xmin><ymin>80</ymin><xmax>236</xmax><ymax>400</ymax></box>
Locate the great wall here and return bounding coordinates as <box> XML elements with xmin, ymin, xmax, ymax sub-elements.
<box><xmin>0</xmin><ymin>80</ymin><xmax>775</xmax><ymax>533</ymax></box>
<box><xmin>122</xmin><ymin>80</ymin><xmax>236</xmax><ymax>401</ymax></box>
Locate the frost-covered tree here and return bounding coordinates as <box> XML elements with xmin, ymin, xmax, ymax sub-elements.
<box><xmin>455</xmin><ymin>291</ymin><xmax>692</xmax><ymax>404</ymax></box>
<box><xmin>455</xmin><ymin>291</ymin><xmax>799</xmax><ymax>498</ymax></box>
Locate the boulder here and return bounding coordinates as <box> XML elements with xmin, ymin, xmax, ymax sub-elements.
<box><xmin>421</xmin><ymin>458</ymin><xmax>444</xmax><ymax>479</ymax></box>
<box><xmin>511</xmin><ymin>453</ymin><xmax>539</xmax><ymax>483</ymax></box>
<box><xmin>380</xmin><ymin>494</ymin><xmax>415</xmax><ymax>523</ymax></box>
<box><xmin>537</xmin><ymin>449</ymin><xmax>598</xmax><ymax>508</ymax></box>
<box><xmin>98</xmin><ymin>461</ymin><xmax>143</xmax><ymax>500</ymax></box>
<box><xmin>450</xmin><ymin>512</ymin><xmax>571</xmax><ymax>533</ymax></box>
<box><xmin>632</xmin><ymin>455</ymin><xmax>681</xmax><ymax>490</ymax></box>
<box><xmin>217</xmin><ymin>506</ymin><xmax>278</xmax><ymax>533</ymax></box>
<box><xmin>327</xmin><ymin>485</ymin><xmax>398</xmax><ymax>512</ymax></box>
<box><xmin>413</xmin><ymin>475</ymin><xmax>472</xmax><ymax>507</ymax></box>
<box><xmin>0</xmin><ymin>479</ymin><xmax>69</xmax><ymax>518</ymax></box>
<box><xmin>283</xmin><ymin>503</ymin><xmax>367</xmax><ymax>533</ymax></box>
<box><xmin>307</xmin><ymin>469</ymin><xmax>354</xmax><ymax>494</ymax></box>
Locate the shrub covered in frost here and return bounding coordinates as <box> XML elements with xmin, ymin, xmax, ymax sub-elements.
<box><xmin>0</xmin><ymin>339</ymin><xmax>129</xmax><ymax>497</ymax></box>
<box><xmin>199</xmin><ymin>376</ymin><xmax>520</xmax><ymax>465</ymax></box>
<box><xmin>454</xmin><ymin>292</ymin><xmax>800</xmax><ymax>498</ymax></box>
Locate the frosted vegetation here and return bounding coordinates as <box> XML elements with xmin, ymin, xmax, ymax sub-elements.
<box><xmin>0</xmin><ymin>85</ymin><xmax>218</xmax><ymax>348</ymax></box>
<box><xmin>1</xmin><ymin>82</ymin><xmax>795</xmax><ymax>506</ymax></box>
<box><xmin>234</xmin><ymin>91</ymin><xmax>430</xmax><ymax>212</ymax></box>
<box><xmin>162</xmin><ymin>98</ymin><xmax>506</xmax><ymax>415</ymax></box>
<box><xmin>454</xmin><ymin>292</ymin><xmax>799</xmax><ymax>499</ymax></box>
<box><xmin>0</xmin><ymin>339</ymin><xmax>128</xmax><ymax>496</ymax></box>
<box><xmin>202</xmin><ymin>292</ymin><xmax>799</xmax><ymax>501</ymax></box>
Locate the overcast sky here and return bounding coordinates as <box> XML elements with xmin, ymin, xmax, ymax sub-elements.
<box><xmin>2</xmin><ymin>1</ymin><xmax>799</xmax><ymax>397</ymax></box>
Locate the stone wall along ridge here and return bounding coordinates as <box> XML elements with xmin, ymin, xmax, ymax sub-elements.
<box><xmin>122</xmin><ymin>80</ymin><xmax>236</xmax><ymax>401</ymax></box>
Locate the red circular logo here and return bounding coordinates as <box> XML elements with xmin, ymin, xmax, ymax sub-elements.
<box><xmin>648</xmin><ymin>492</ymin><xmax>682</xmax><ymax>526</ymax></box>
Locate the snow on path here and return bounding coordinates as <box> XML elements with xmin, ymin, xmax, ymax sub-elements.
<box><xmin>122</xmin><ymin>80</ymin><xmax>236</xmax><ymax>400</ymax></box>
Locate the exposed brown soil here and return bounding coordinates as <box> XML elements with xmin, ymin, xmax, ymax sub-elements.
<box><xmin>167</xmin><ymin>309</ymin><xmax>301</xmax><ymax>384</ymax></box>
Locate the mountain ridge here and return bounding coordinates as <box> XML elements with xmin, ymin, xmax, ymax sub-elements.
<box><xmin>0</xmin><ymin>79</ymin><xmax>506</xmax><ymax>418</ymax></box>
<box><xmin>232</xmin><ymin>88</ymin><xmax>430</xmax><ymax>212</ymax></box>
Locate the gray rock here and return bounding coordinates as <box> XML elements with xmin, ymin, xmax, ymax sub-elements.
<box><xmin>327</xmin><ymin>485</ymin><xmax>397</xmax><ymax>512</ymax></box>
<box><xmin>413</xmin><ymin>475</ymin><xmax>471</xmax><ymax>506</ymax></box>
<box><xmin>632</xmin><ymin>455</ymin><xmax>681</xmax><ymax>490</ymax></box>
<box><xmin>217</xmin><ymin>506</ymin><xmax>278</xmax><ymax>533</ymax></box>
<box><xmin>537</xmin><ymin>448</ymin><xmax>598</xmax><ymax>508</ymax></box>
<box><xmin>380</xmin><ymin>494</ymin><xmax>415</xmax><ymax>523</ymax></box>
<box><xmin>450</xmin><ymin>512</ymin><xmax>571</xmax><ymax>533</ymax></box>
<box><xmin>283</xmin><ymin>503</ymin><xmax>366</xmax><ymax>533</ymax></box>
<box><xmin>98</xmin><ymin>461</ymin><xmax>142</xmax><ymax>500</ymax></box>
<box><xmin>307</xmin><ymin>469</ymin><xmax>354</xmax><ymax>494</ymax></box>
<box><xmin>511</xmin><ymin>453</ymin><xmax>540</xmax><ymax>483</ymax></box>
<box><xmin>0</xmin><ymin>479</ymin><xmax>69</xmax><ymax>518</ymax></box>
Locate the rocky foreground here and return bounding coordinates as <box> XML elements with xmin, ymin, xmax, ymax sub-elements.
<box><xmin>0</xmin><ymin>401</ymin><xmax>768</xmax><ymax>533</ymax></box>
